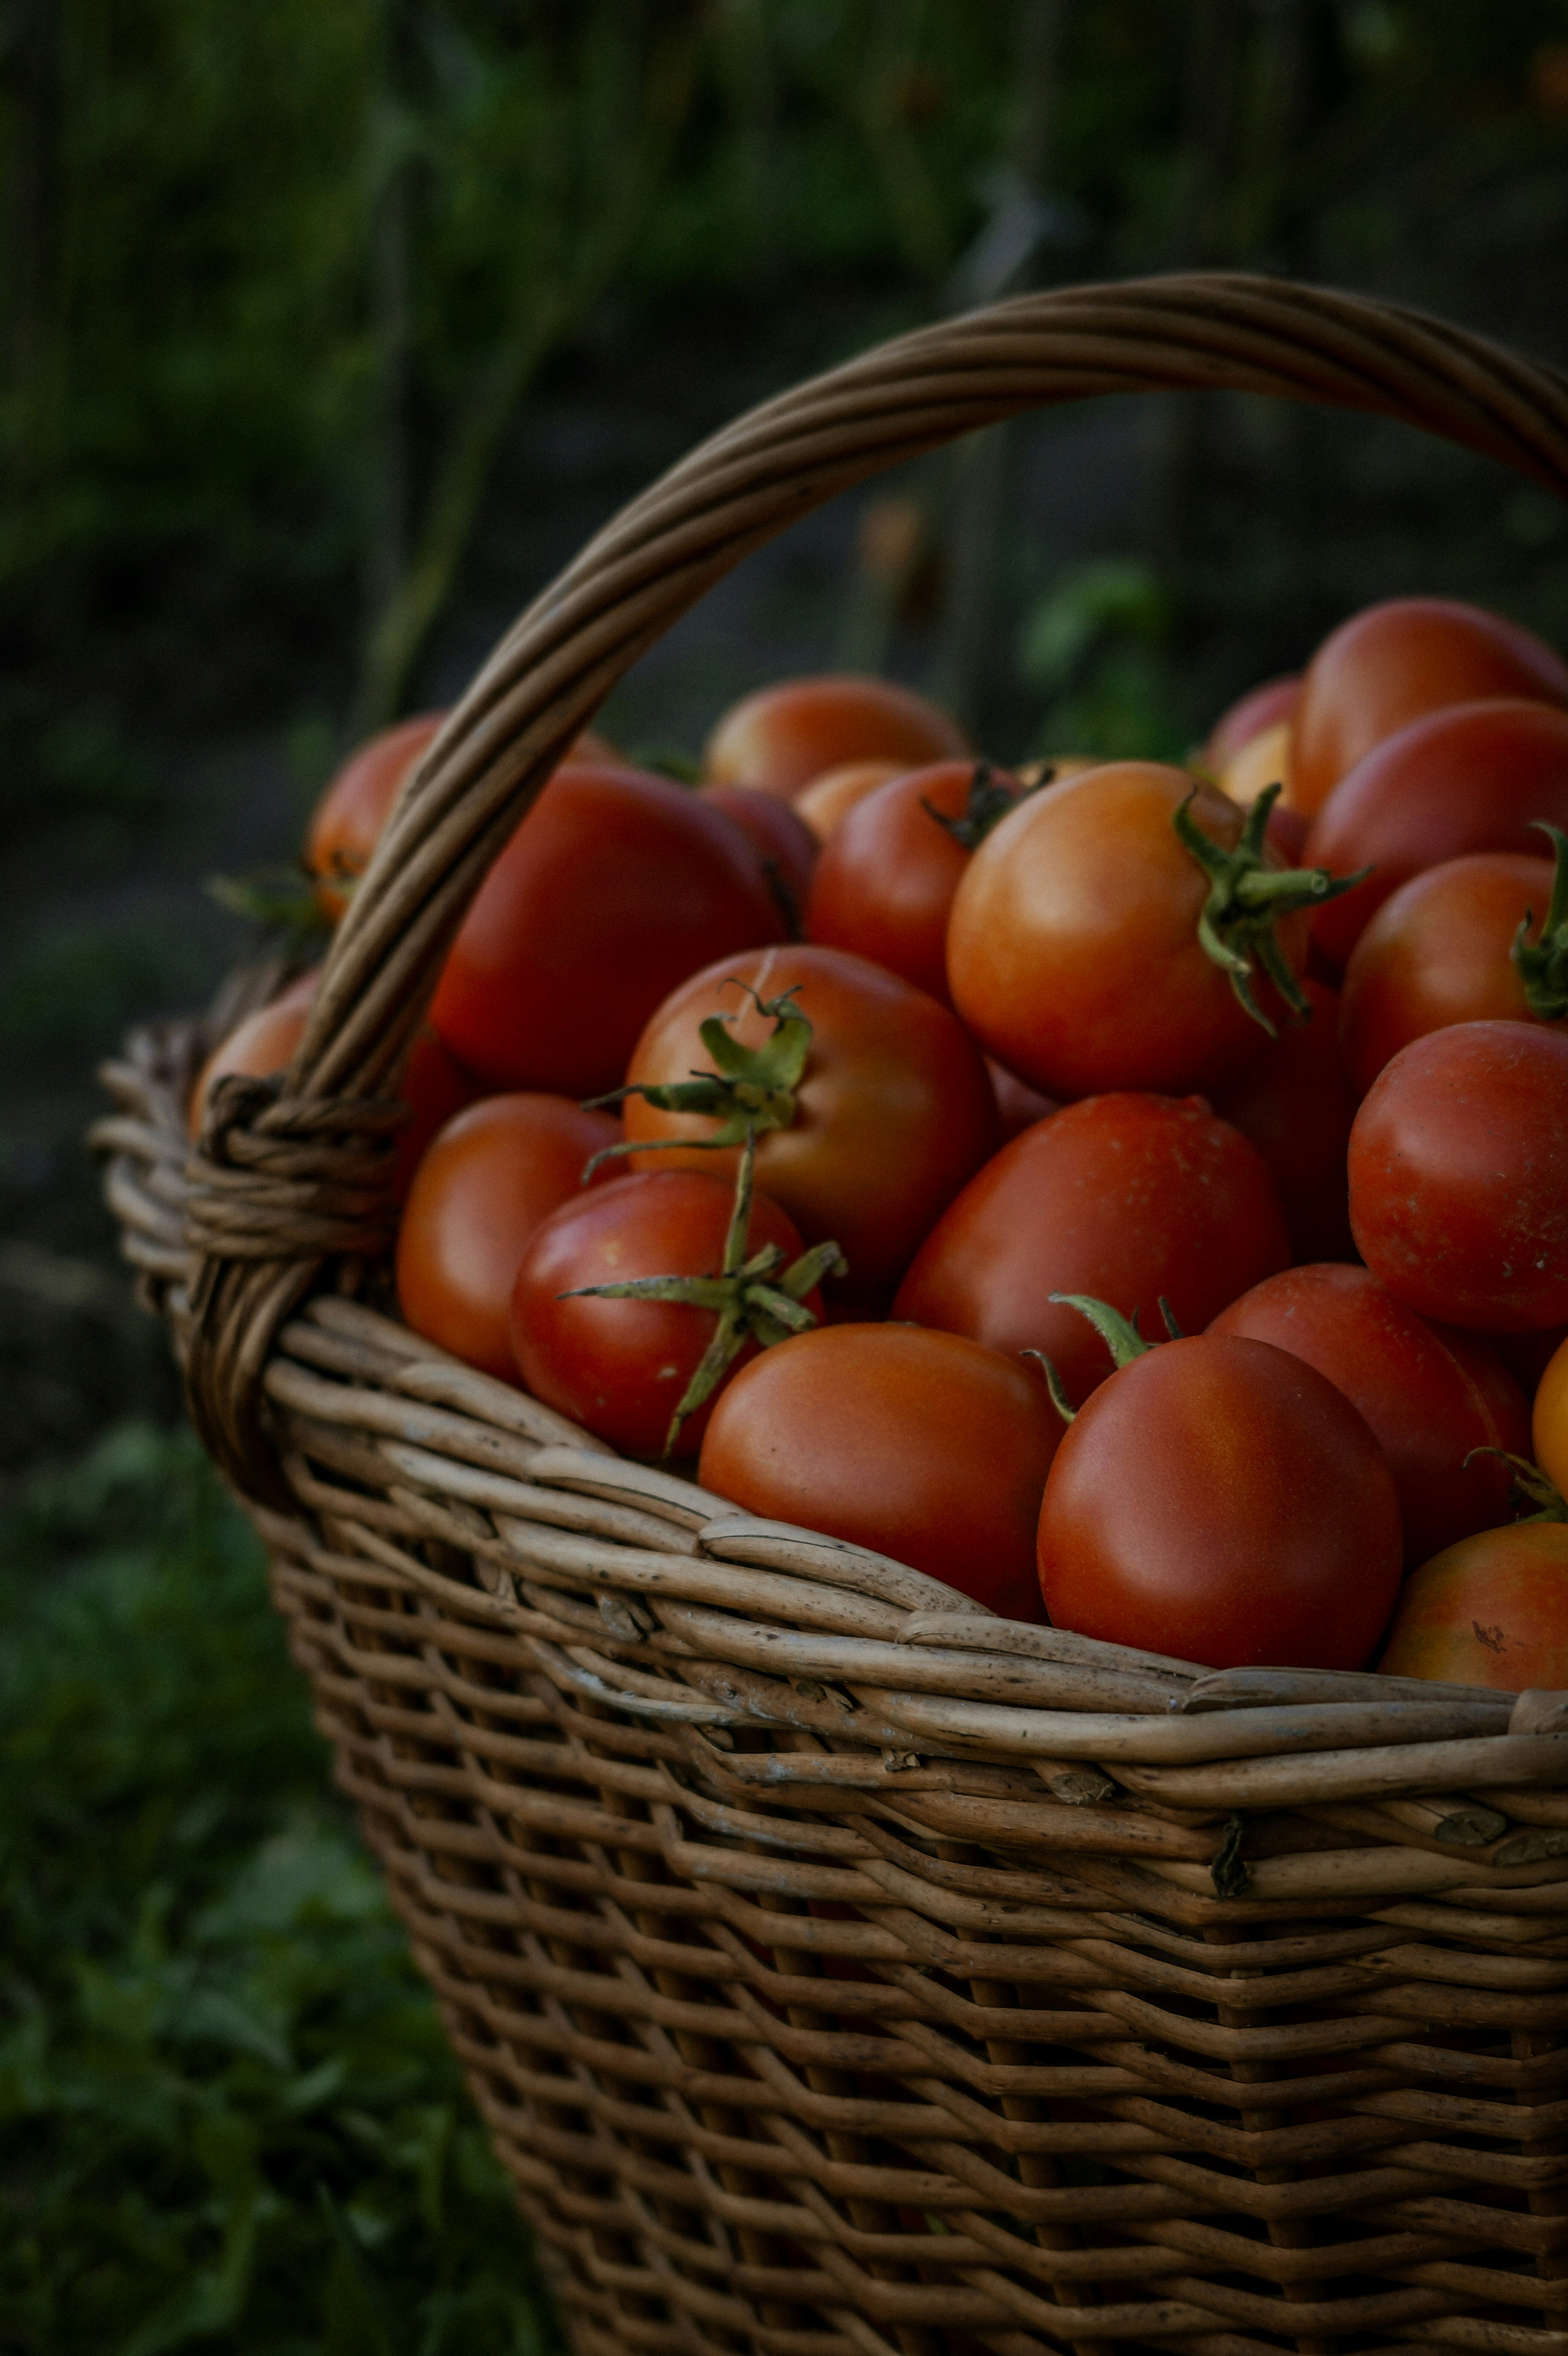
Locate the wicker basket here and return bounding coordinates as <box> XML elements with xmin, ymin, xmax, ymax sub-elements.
<box><xmin>96</xmin><ymin>276</ymin><xmax>1568</xmax><ymax>2356</ymax></box>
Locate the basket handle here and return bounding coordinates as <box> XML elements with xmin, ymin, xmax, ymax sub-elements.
<box><xmin>187</xmin><ymin>269</ymin><xmax>1568</xmax><ymax>1498</ymax></box>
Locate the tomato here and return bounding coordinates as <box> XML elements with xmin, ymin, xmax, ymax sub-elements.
<box><xmin>1347</xmin><ymin>1020</ymin><xmax>1568</xmax><ymax>1331</ymax></box>
<box><xmin>695</xmin><ymin>783</ymin><xmax>818</xmax><ymax>923</ymax></box>
<box><xmin>1037</xmin><ymin>1328</ymin><xmax>1402</xmax><ymax>1670</ymax></box>
<box><xmin>1218</xmin><ymin>720</ymin><xmax>1293</xmax><ymax>810</ymax></box>
<box><xmin>509</xmin><ymin>1169</ymin><xmax>818</xmax><ymax>1457</ymax></box>
<box><xmin>619</xmin><ymin>943</ymin><xmax>997</xmax><ymax>1298</ymax></box>
<box><xmin>947</xmin><ymin>763</ymin><xmax>1319</xmax><ymax>1099</ymax></box>
<box><xmin>698</xmin><ymin>1323</ymin><xmax>1059</xmax><ymax>1618</ymax></box>
<box><xmin>892</xmin><ymin>1093</ymin><xmax>1291</xmax><ymax>1407</ymax></box>
<box><xmin>704</xmin><ymin>675</ymin><xmax>965</xmax><ymax>801</ymax></box>
<box><xmin>305</xmin><ymin>712</ymin><xmax>448</xmax><ymax>922</ymax></box>
<box><xmin>395</xmin><ymin>1094</ymin><xmax>622</xmax><ymax>1380</ymax></box>
<box><xmin>1212</xmin><ymin>978</ymin><xmax>1357</xmax><ymax>1262</ymax></box>
<box><xmin>1377</xmin><ymin>1522</ymin><xmax>1568</xmax><ymax>1688</ymax></box>
<box><xmin>804</xmin><ymin>760</ymin><xmax>1021</xmax><ymax>1004</ymax></box>
<box><xmin>1205</xmin><ymin>674</ymin><xmax>1301</xmax><ymax>769</ymax></box>
<box><xmin>1339</xmin><ymin>850</ymin><xmax>1568</xmax><ymax>1098</ymax></box>
<box><xmin>1289</xmin><ymin>597</ymin><xmax>1568</xmax><ymax>818</ymax></box>
<box><xmin>428</xmin><ymin>763</ymin><xmax>786</xmax><ymax>1097</ymax></box>
<box><xmin>189</xmin><ymin>990</ymin><xmax>474</xmax><ymax>1201</ymax></box>
<box><xmin>793</xmin><ymin>759</ymin><xmax>905</xmax><ymax>841</ymax></box>
<box><xmin>986</xmin><ymin>1060</ymin><xmax>1058</xmax><ymax>1142</ymax></box>
<box><xmin>1208</xmin><ymin>1263</ymin><xmax>1530</xmax><ymax>1567</ymax></box>
<box><xmin>1302</xmin><ymin>699</ymin><xmax>1568</xmax><ymax>973</ymax></box>
<box><xmin>1531</xmin><ymin>1330</ymin><xmax>1568</xmax><ymax>1497</ymax></box>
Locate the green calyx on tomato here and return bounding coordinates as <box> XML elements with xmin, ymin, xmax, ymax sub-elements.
<box><xmin>207</xmin><ymin>861</ymin><xmax>332</xmax><ymax>956</ymax></box>
<box><xmin>1464</xmin><ymin>1446</ymin><xmax>1568</xmax><ymax>1525</ymax></box>
<box><xmin>584</xmin><ymin>982</ymin><xmax>811</xmax><ymax>1172</ymax></box>
<box><xmin>1027</xmin><ymin>1290</ymin><xmax>1180</xmax><ymax>1423</ymax></box>
<box><xmin>560</xmin><ymin>1124</ymin><xmax>846</xmax><ymax>1457</ymax></box>
<box><xmin>1511</xmin><ymin>821</ymin><xmax>1568</xmax><ymax>1019</ymax></box>
<box><xmin>1173</xmin><ymin>782</ymin><xmax>1366</xmax><ymax>1033</ymax></box>
<box><xmin>921</xmin><ymin>761</ymin><xmax>1025</xmax><ymax>852</ymax></box>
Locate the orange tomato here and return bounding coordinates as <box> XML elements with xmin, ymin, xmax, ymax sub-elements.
<box><xmin>1378</xmin><ymin>1522</ymin><xmax>1568</xmax><ymax>1688</ymax></box>
<box><xmin>703</xmin><ymin>675</ymin><xmax>964</xmax><ymax>800</ymax></box>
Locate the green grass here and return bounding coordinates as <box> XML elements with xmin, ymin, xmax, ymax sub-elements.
<box><xmin>0</xmin><ymin>1422</ymin><xmax>560</xmax><ymax>2356</ymax></box>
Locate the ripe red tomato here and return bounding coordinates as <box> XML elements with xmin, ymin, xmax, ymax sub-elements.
<box><xmin>947</xmin><ymin>763</ymin><xmax>1312</xmax><ymax>1099</ymax></box>
<box><xmin>793</xmin><ymin>759</ymin><xmax>905</xmax><ymax>840</ymax></box>
<box><xmin>428</xmin><ymin>763</ymin><xmax>786</xmax><ymax>1097</ymax></box>
<box><xmin>620</xmin><ymin>943</ymin><xmax>998</xmax><ymax>1298</ymax></box>
<box><xmin>1378</xmin><ymin>1523</ymin><xmax>1568</xmax><ymax>1688</ymax></box>
<box><xmin>509</xmin><ymin>1170</ymin><xmax>818</xmax><ymax>1457</ymax></box>
<box><xmin>1212</xmin><ymin>978</ymin><xmax>1357</xmax><ymax>1263</ymax></box>
<box><xmin>396</xmin><ymin>1094</ymin><xmax>622</xmax><ymax>1380</ymax></box>
<box><xmin>189</xmin><ymin>991</ymin><xmax>474</xmax><ymax>1201</ymax></box>
<box><xmin>1208</xmin><ymin>1262</ymin><xmax>1530</xmax><ymax>1567</ymax></box>
<box><xmin>1348</xmin><ymin>1020</ymin><xmax>1568</xmax><ymax>1330</ymax></box>
<box><xmin>1037</xmin><ymin>1332</ymin><xmax>1403</xmax><ymax>1669</ymax></box>
<box><xmin>805</xmin><ymin>759</ymin><xmax>1021</xmax><ymax>1004</ymax></box>
<box><xmin>1205</xmin><ymin>674</ymin><xmax>1300</xmax><ymax>769</ymax></box>
<box><xmin>695</xmin><ymin>783</ymin><xmax>818</xmax><ymax>922</ymax></box>
<box><xmin>698</xmin><ymin>1323</ymin><xmax>1059</xmax><ymax>1618</ymax></box>
<box><xmin>305</xmin><ymin>712</ymin><xmax>448</xmax><ymax>922</ymax></box>
<box><xmin>1339</xmin><ymin>852</ymin><xmax>1565</xmax><ymax>1098</ymax></box>
<box><xmin>704</xmin><ymin>676</ymin><xmax>965</xmax><ymax>801</ymax></box>
<box><xmin>1303</xmin><ymin>699</ymin><xmax>1568</xmax><ymax>973</ymax></box>
<box><xmin>1290</xmin><ymin>597</ymin><xmax>1568</xmax><ymax>818</ymax></box>
<box><xmin>892</xmin><ymin>1093</ymin><xmax>1291</xmax><ymax>1407</ymax></box>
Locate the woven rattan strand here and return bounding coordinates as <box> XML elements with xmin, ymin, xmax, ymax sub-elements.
<box><xmin>98</xmin><ymin>274</ymin><xmax>1568</xmax><ymax>2354</ymax></box>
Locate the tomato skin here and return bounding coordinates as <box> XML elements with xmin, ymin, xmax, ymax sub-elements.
<box><xmin>987</xmin><ymin>1060</ymin><xmax>1058</xmax><ymax>1142</ymax></box>
<box><xmin>805</xmin><ymin>760</ymin><xmax>1017</xmax><ymax>1004</ymax></box>
<box><xmin>1530</xmin><ymin>1330</ymin><xmax>1568</xmax><ymax>1496</ymax></box>
<box><xmin>1377</xmin><ymin>1522</ymin><xmax>1568</xmax><ymax>1689</ymax></box>
<box><xmin>793</xmin><ymin>759</ymin><xmax>905</xmax><ymax>841</ymax></box>
<box><xmin>190</xmin><ymin>992</ymin><xmax>474</xmax><ymax>1202</ymax></box>
<box><xmin>1303</xmin><ymin>699</ymin><xmax>1568</xmax><ymax>973</ymax></box>
<box><xmin>695</xmin><ymin>783</ymin><xmax>818</xmax><ymax>915</ymax></box>
<box><xmin>1037</xmin><ymin>1335</ymin><xmax>1403</xmax><ymax>1670</ymax></box>
<box><xmin>509</xmin><ymin>1170</ymin><xmax>816</xmax><ymax>1457</ymax></box>
<box><xmin>429</xmin><ymin>763</ymin><xmax>785</xmax><ymax>1098</ymax></box>
<box><xmin>1339</xmin><ymin>852</ymin><xmax>1562</xmax><ymax>1099</ymax></box>
<box><xmin>1212</xmin><ymin>978</ymin><xmax>1357</xmax><ymax>1262</ymax></box>
<box><xmin>305</xmin><ymin>712</ymin><xmax>448</xmax><ymax>921</ymax></box>
<box><xmin>1290</xmin><ymin>598</ymin><xmax>1568</xmax><ymax>819</ymax></box>
<box><xmin>1347</xmin><ymin>1021</ymin><xmax>1568</xmax><ymax>1331</ymax></box>
<box><xmin>947</xmin><ymin>763</ymin><xmax>1304</xmax><ymax>1099</ymax></box>
<box><xmin>1209</xmin><ymin>1263</ymin><xmax>1530</xmax><ymax>1568</ymax></box>
<box><xmin>396</xmin><ymin>1094</ymin><xmax>622</xmax><ymax>1380</ymax></box>
<box><xmin>698</xmin><ymin>1324</ymin><xmax>1059</xmax><ymax>1618</ymax></box>
<box><xmin>1206</xmin><ymin>674</ymin><xmax>1301</xmax><ymax>769</ymax></box>
<box><xmin>704</xmin><ymin>676</ymin><xmax>965</xmax><ymax>801</ymax></box>
<box><xmin>892</xmin><ymin>1093</ymin><xmax>1291</xmax><ymax>1408</ymax></box>
<box><xmin>621</xmin><ymin>943</ymin><xmax>998</xmax><ymax>1297</ymax></box>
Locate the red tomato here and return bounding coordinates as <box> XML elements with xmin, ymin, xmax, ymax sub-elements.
<box><xmin>1205</xmin><ymin>674</ymin><xmax>1301</xmax><ymax>769</ymax></box>
<box><xmin>1208</xmin><ymin>1263</ymin><xmax>1530</xmax><ymax>1567</ymax></box>
<box><xmin>1290</xmin><ymin>597</ymin><xmax>1568</xmax><ymax>818</ymax></box>
<box><xmin>793</xmin><ymin>759</ymin><xmax>905</xmax><ymax>840</ymax></box>
<box><xmin>189</xmin><ymin>992</ymin><xmax>474</xmax><ymax>1202</ymax></box>
<box><xmin>892</xmin><ymin>1093</ymin><xmax>1291</xmax><ymax>1407</ymax></box>
<box><xmin>1378</xmin><ymin>1523</ymin><xmax>1568</xmax><ymax>1688</ymax></box>
<box><xmin>805</xmin><ymin>760</ymin><xmax>1020</xmax><ymax>1004</ymax></box>
<box><xmin>1339</xmin><ymin>852</ymin><xmax>1565</xmax><ymax>1097</ymax></box>
<box><xmin>509</xmin><ymin>1170</ymin><xmax>817</xmax><ymax>1457</ymax></box>
<box><xmin>1037</xmin><ymin>1333</ymin><xmax>1403</xmax><ymax>1669</ymax></box>
<box><xmin>704</xmin><ymin>676</ymin><xmax>965</xmax><ymax>801</ymax></box>
<box><xmin>947</xmin><ymin>763</ymin><xmax>1311</xmax><ymax>1099</ymax></box>
<box><xmin>695</xmin><ymin>783</ymin><xmax>818</xmax><ymax>922</ymax></box>
<box><xmin>305</xmin><ymin>712</ymin><xmax>448</xmax><ymax>922</ymax></box>
<box><xmin>1212</xmin><ymin>978</ymin><xmax>1358</xmax><ymax>1263</ymax></box>
<box><xmin>429</xmin><ymin>763</ymin><xmax>786</xmax><ymax>1097</ymax></box>
<box><xmin>1303</xmin><ymin>699</ymin><xmax>1568</xmax><ymax>973</ymax></box>
<box><xmin>620</xmin><ymin>943</ymin><xmax>997</xmax><ymax>1298</ymax></box>
<box><xmin>1348</xmin><ymin>1021</ymin><xmax>1568</xmax><ymax>1331</ymax></box>
<box><xmin>698</xmin><ymin>1323</ymin><xmax>1059</xmax><ymax>1618</ymax></box>
<box><xmin>396</xmin><ymin>1094</ymin><xmax>622</xmax><ymax>1380</ymax></box>
<box><xmin>986</xmin><ymin>1060</ymin><xmax>1058</xmax><ymax>1142</ymax></box>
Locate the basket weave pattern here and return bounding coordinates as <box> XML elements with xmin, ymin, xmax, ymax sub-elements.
<box><xmin>97</xmin><ymin>277</ymin><xmax>1568</xmax><ymax>2355</ymax></box>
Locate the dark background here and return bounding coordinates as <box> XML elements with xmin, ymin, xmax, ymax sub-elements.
<box><xmin>8</xmin><ymin>8</ymin><xmax>1568</xmax><ymax>2348</ymax></box>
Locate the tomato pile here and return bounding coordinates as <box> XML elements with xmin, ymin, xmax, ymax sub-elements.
<box><xmin>200</xmin><ymin>600</ymin><xmax>1568</xmax><ymax>1688</ymax></box>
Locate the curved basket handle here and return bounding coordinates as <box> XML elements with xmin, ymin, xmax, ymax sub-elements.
<box><xmin>188</xmin><ymin>269</ymin><xmax>1568</xmax><ymax>1499</ymax></box>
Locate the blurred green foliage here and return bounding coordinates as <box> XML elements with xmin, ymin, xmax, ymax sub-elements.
<box><xmin>0</xmin><ymin>1422</ymin><xmax>559</xmax><ymax>2354</ymax></box>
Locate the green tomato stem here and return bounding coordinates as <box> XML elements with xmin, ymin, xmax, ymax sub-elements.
<box><xmin>1173</xmin><ymin>782</ymin><xmax>1369</xmax><ymax>1036</ymax></box>
<box><xmin>1512</xmin><ymin>821</ymin><xmax>1568</xmax><ymax>1020</ymax></box>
